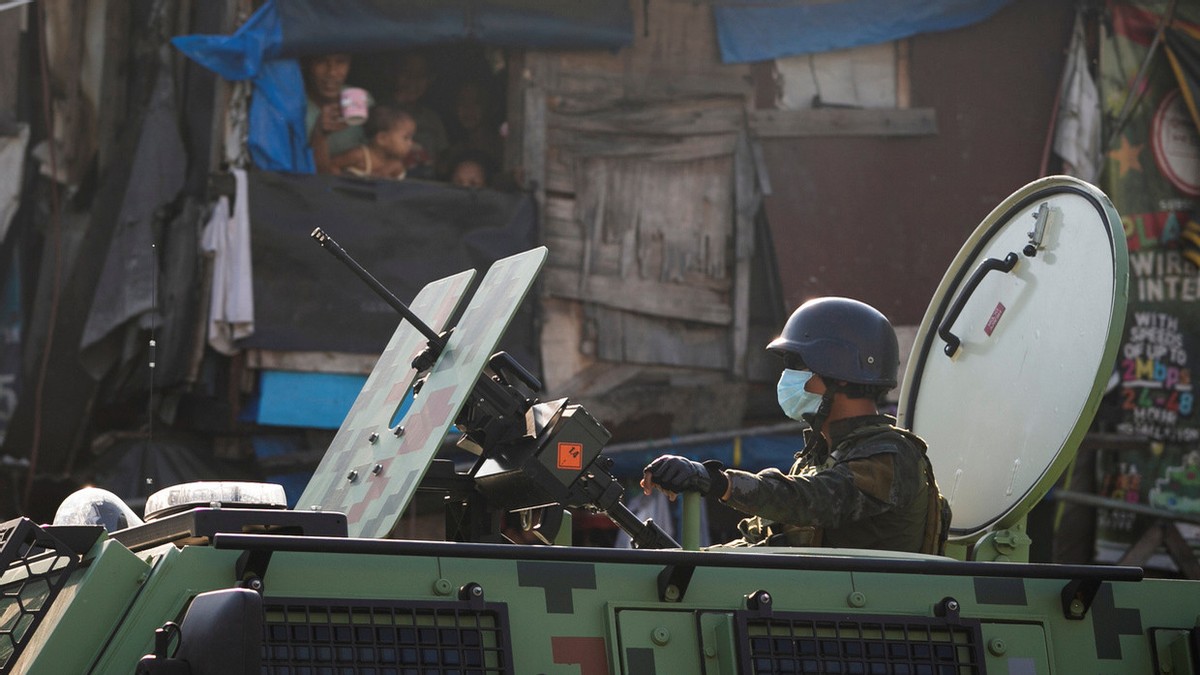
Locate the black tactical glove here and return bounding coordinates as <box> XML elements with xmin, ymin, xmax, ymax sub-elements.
<box><xmin>643</xmin><ymin>455</ymin><xmax>729</xmax><ymax>498</ymax></box>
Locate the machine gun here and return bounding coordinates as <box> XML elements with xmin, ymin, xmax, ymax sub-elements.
<box><xmin>311</xmin><ymin>228</ymin><xmax>678</xmax><ymax>549</ymax></box>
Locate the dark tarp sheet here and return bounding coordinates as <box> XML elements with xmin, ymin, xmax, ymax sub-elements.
<box><xmin>275</xmin><ymin>0</ymin><xmax>633</xmax><ymax>56</ymax></box>
<box><xmin>85</xmin><ymin>436</ymin><xmax>259</xmax><ymax>510</ymax></box>
<box><xmin>711</xmin><ymin>0</ymin><xmax>1017</xmax><ymax>63</ymax></box>
<box><xmin>79</xmin><ymin>55</ymin><xmax>187</xmax><ymax>379</ymax></box>
<box><xmin>244</xmin><ymin>172</ymin><xmax>541</xmax><ymax>372</ymax></box>
<box><xmin>172</xmin><ymin>3</ymin><xmax>313</xmax><ymax>173</ymax></box>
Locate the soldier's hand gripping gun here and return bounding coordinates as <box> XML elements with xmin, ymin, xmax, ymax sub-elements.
<box><xmin>311</xmin><ymin>229</ymin><xmax>679</xmax><ymax>549</ymax></box>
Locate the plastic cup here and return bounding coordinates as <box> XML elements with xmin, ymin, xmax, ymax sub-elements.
<box><xmin>340</xmin><ymin>87</ymin><xmax>369</xmax><ymax>126</ymax></box>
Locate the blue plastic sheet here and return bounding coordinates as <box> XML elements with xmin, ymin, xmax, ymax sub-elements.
<box><xmin>712</xmin><ymin>0</ymin><xmax>1018</xmax><ymax>63</ymax></box>
<box><xmin>171</xmin><ymin>0</ymin><xmax>283</xmax><ymax>79</ymax></box>
<box><xmin>244</xmin><ymin>60</ymin><xmax>313</xmax><ymax>172</ymax></box>
<box><xmin>172</xmin><ymin>0</ymin><xmax>314</xmax><ymax>172</ymax></box>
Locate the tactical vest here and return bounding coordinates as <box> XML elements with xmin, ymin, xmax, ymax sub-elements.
<box><xmin>840</xmin><ymin>422</ymin><xmax>952</xmax><ymax>556</ymax></box>
<box><xmin>731</xmin><ymin>422</ymin><xmax>951</xmax><ymax>555</ymax></box>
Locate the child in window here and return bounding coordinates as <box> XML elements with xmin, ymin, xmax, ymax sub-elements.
<box><xmin>330</xmin><ymin>105</ymin><xmax>415</xmax><ymax>180</ymax></box>
<box><xmin>445</xmin><ymin>149</ymin><xmax>494</xmax><ymax>189</ymax></box>
<box><xmin>389</xmin><ymin>51</ymin><xmax>448</xmax><ymax>179</ymax></box>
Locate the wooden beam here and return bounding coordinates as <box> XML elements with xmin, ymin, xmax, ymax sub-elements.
<box><xmin>550</xmin><ymin>128</ymin><xmax>739</xmax><ymax>161</ymax></box>
<box><xmin>47</xmin><ymin>0</ymin><xmax>92</xmax><ymax>184</ymax></box>
<box><xmin>548</xmin><ymin>97</ymin><xmax>745</xmax><ymax>136</ymax></box>
<box><xmin>731</xmin><ymin>132</ymin><xmax>757</xmax><ymax>377</ymax></box>
<box><xmin>750</xmin><ymin>107</ymin><xmax>937</xmax><ymax>138</ymax></box>
<box><xmin>895</xmin><ymin>40</ymin><xmax>912</xmax><ymax>109</ymax></box>
<box><xmin>1161</xmin><ymin>521</ymin><xmax>1200</xmax><ymax>580</ymax></box>
<box><xmin>0</xmin><ymin>4</ymin><xmax>20</xmax><ymax>133</ymax></box>
<box><xmin>504</xmin><ymin>50</ymin><xmax>526</xmax><ymax>174</ymax></box>
<box><xmin>1116</xmin><ymin>522</ymin><xmax>1163</xmax><ymax>567</ymax></box>
<box><xmin>522</xmin><ymin>52</ymin><xmax>548</xmax><ymax>204</ymax></box>
<box><xmin>1078</xmin><ymin>432</ymin><xmax>1153</xmax><ymax>452</ymax></box>
<box><xmin>544</xmin><ymin>268</ymin><xmax>731</xmax><ymax>325</ymax></box>
<box><xmin>245</xmin><ymin>350</ymin><xmax>378</xmax><ymax>375</ymax></box>
<box><xmin>97</xmin><ymin>0</ymin><xmax>130</xmax><ymax>171</ymax></box>
<box><xmin>551</xmin><ymin>361</ymin><xmax>643</xmax><ymax>399</ymax></box>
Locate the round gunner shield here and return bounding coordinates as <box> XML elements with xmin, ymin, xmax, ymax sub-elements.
<box><xmin>897</xmin><ymin>176</ymin><xmax>1128</xmax><ymax>543</ymax></box>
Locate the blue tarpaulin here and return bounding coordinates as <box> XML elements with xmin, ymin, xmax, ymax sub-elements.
<box><xmin>712</xmin><ymin>0</ymin><xmax>1018</xmax><ymax>64</ymax></box>
<box><xmin>172</xmin><ymin>1</ymin><xmax>312</xmax><ymax>172</ymax></box>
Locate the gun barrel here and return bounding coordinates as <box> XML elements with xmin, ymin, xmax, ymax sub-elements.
<box><xmin>310</xmin><ymin>227</ymin><xmax>445</xmax><ymax>346</ymax></box>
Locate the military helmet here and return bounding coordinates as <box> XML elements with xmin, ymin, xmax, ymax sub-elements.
<box><xmin>766</xmin><ymin>297</ymin><xmax>899</xmax><ymax>388</ymax></box>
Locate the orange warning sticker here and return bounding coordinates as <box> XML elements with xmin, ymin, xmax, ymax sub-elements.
<box><xmin>557</xmin><ymin>442</ymin><xmax>583</xmax><ymax>470</ymax></box>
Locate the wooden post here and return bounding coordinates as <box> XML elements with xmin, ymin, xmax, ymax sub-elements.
<box><xmin>731</xmin><ymin>131</ymin><xmax>757</xmax><ymax>377</ymax></box>
<box><xmin>0</xmin><ymin>2</ymin><xmax>21</xmax><ymax>133</ymax></box>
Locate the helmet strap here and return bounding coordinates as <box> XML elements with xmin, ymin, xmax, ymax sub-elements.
<box><xmin>800</xmin><ymin>391</ymin><xmax>837</xmax><ymax>464</ymax></box>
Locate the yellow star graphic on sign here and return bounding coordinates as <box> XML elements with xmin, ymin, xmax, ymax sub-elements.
<box><xmin>1108</xmin><ymin>135</ymin><xmax>1144</xmax><ymax>177</ymax></box>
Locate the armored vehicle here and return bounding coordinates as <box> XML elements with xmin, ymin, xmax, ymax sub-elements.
<box><xmin>4</xmin><ymin>176</ymin><xmax>1199</xmax><ymax>674</ymax></box>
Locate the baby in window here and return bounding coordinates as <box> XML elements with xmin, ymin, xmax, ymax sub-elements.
<box><xmin>330</xmin><ymin>105</ymin><xmax>415</xmax><ymax>180</ymax></box>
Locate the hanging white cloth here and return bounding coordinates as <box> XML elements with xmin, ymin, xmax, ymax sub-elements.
<box><xmin>201</xmin><ymin>167</ymin><xmax>254</xmax><ymax>354</ymax></box>
<box><xmin>1053</xmin><ymin>10</ymin><xmax>1102</xmax><ymax>182</ymax></box>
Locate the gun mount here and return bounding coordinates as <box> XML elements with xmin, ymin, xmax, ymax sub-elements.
<box><xmin>311</xmin><ymin>228</ymin><xmax>677</xmax><ymax>548</ymax></box>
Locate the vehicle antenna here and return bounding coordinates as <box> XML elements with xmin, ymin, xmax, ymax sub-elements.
<box><xmin>148</xmin><ymin>242</ymin><xmax>157</xmax><ymax>447</ymax></box>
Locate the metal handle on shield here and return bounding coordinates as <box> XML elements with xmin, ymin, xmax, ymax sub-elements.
<box><xmin>937</xmin><ymin>252</ymin><xmax>1019</xmax><ymax>357</ymax></box>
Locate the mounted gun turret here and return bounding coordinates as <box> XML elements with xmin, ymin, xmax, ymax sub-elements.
<box><xmin>308</xmin><ymin>228</ymin><xmax>677</xmax><ymax>548</ymax></box>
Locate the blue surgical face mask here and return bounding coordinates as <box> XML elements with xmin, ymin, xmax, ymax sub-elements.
<box><xmin>777</xmin><ymin>368</ymin><xmax>824</xmax><ymax>422</ymax></box>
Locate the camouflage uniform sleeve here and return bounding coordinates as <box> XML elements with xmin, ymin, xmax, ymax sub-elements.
<box><xmin>723</xmin><ymin>437</ymin><xmax>925</xmax><ymax>529</ymax></box>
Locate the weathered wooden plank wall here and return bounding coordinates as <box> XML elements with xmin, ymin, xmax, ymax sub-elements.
<box><xmin>521</xmin><ymin>0</ymin><xmax>766</xmax><ymax>438</ymax></box>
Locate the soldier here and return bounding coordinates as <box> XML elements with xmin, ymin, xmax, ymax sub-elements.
<box><xmin>641</xmin><ymin>297</ymin><xmax>950</xmax><ymax>554</ymax></box>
